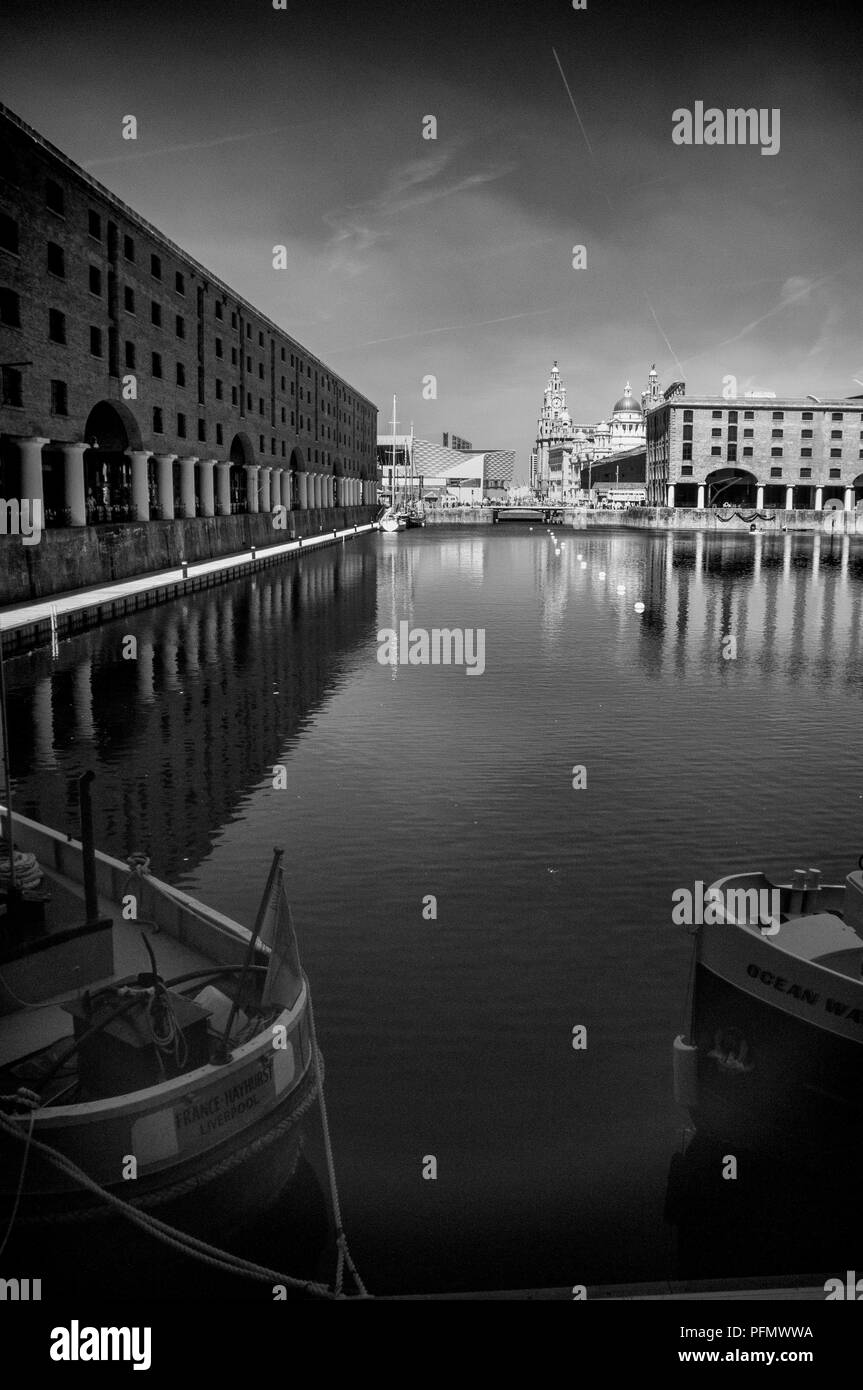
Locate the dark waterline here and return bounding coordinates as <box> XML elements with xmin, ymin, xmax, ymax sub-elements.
<box><xmin>6</xmin><ymin>526</ymin><xmax>863</xmax><ymax>1295</ymax></box>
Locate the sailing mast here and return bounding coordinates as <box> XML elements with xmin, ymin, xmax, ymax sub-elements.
<box><xmin>390</xmin><ymin>394</ymin><xmax>398</xmax><ymax>509</ymax></box>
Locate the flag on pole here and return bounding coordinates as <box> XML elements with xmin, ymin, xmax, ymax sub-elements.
<box><xmin>258</xmin><ymin>864</ymin><xmax>303</xmax><ymax>1009</ymax></box>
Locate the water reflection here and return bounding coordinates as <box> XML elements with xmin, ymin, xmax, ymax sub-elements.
<box><xmin>6</xmin><ymin>544</ymin><xmax>378</xmax><ymax>879</ymax></box>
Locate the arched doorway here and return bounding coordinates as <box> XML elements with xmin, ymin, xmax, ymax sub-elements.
<box><xmin>853</xmin><ymin>473</ymin><xmax>863</xmax><ymax>507</ymax></box>
<box><xmin>705</xmin><ymin>468</ymin><xmax>757</xmax><ymax>508</ymax></box>
<box><xmin>83</xmin><ymin>400</ymin><xmax>143</xmax><ymax>523</ymax></box>
<box><xmin>289</xmin><ymin>447</ymin><xmax>305</xmax><ymax>509</ymax></box>
<box><xmin>229</xmin><ymin>433</ymin><xmax>254</xmax><ymax>513</ymax></box>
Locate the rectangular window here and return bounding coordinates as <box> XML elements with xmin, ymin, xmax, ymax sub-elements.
<box><xmin>197</xmin><ymin>419</ymin><xmax>206</xmax><ymax>442</ymax></box>
<box><xmin>215</xmin><ymin>301</ymin><xmax>223</xmax><ymax>320</ymax></box>
<box><xmin>258</xmin><ymin>330</ymin><xmax>264</xmax><ymax>347</ymax></box>
<box><xmin>50</xmin><ymin>379</ymin><xmax>68</xmax><ymax>415</ymax></box>
<box><xmin>832</xmin><ymin>412</ymin><xmax>844</xmax><ymax>421</ymax></box>
<box><xmin>215</xmin><ymin>378</ymin><xmax>223</xmax><ymax>400</ymax></box>
<box><xmin>216</xmin><ymin>423</ymin><xmax>224</xmax><ymax>445</ymax></box>
<box><xmin>727</xmin><ymin>426</ymin><xmax>737</xmax><ymax>441</ymax></box>
<box><xmin>771</xmin><ymin>447</ymin><xmax>783</xmax><ymax>457</ymax></box>
<box><xmin>123</xmin><ymin>234</ymin><xmax>135</xmax><ymax>261</ymax></box>
<box><xmin>771</xmin><ymin>428</ymin><xmax>783</xmax><ymax>438</ymax></box>
<box><xmin>260</xmin><ymin>434</ymin><xmax>265</xmax><ymax>451</ymax></box>
<box><xmin>50</xmin><ymin>308</ymin><xmax>67</xmax><ymax>343</ymax></box>
<box><xmin>89</xmin><ymin>324</ymin><xmax>101</xmax><ymax>355</ymax></box>
<box><xmin>744</xmin><ymin>410</ymin><xmax>754</xmax><ymax>420</ymax></box>
<box><xmin>246</xmin><ymin>355</ymin><xmax>252</xmax><ymax>371</ymax></box>
<box><xmin>89</xmin><ymin>265</ymin><xmax>102</xmax><ymax>295</ymax></box>
<box><xmin>258</xmin><ymin>363</ymin><xmax>264</xmax><ymax>380</ymax></box>
<box><xmin>246</xmin><ymin>324</ymin><xmax>251</xmax><ymax>339</ymax></box>
<box><xmin>151</xmin><ymin>253</ymin><xmax>162</xmax><ymax>279</ymax></box>
<box><xmin>271</xmin><ymin>438</ymin><xmax>276</xmax><ymax>455</ymax></box>
<box><xmin>259</xmin><ymin>396</ymin><xmax>264</xmax><ymax>415</ymax></box>
<box><xmin>801</xmin><ymin>429</ymin><xmax>812</xmax><ymax>438</ymax></box>
<box><xmin>1</xmin><ymin>365</ymin><xmax>23</xmax><ymax>407</ymax></box>
<box><xmin>772</xmin><ymin>411</ymin><xmax>784</xmax><ymax>420</ymax></box>
<box><xmin>800</xmin><ymin>447</ymin><xmax>812</xmax><ymax>458</ymax></box>
<box><xmin>742</xmin><ymin>447</ymin><xmax>753</xmax><ymax>457</ymax></box>
<box><xmin>711</xmin><ymin>409</ymin><xmax>722</xmax><ymax>419</ymax></box>
<box><xmin>728</xmin><ymin>410</ymin><xmax>738</xmax><ymax>423</ymax></box>
<box><xmin>152</xmin><ymin>351</ymin><xmax>162</xmax><ymax>378</ymax></box>
<box><xmin>0</xmin><ymin>212</ymin><xmax>19</xmax><ymax>254</ymax></box>
<box><xmin>770</xmin><ymin>466</ymin><xmax>782</xmax><ymax>477</ymax></box>
<box><xmin>280</xmin><ymin>375</ymin><xmax>286</xmax><ymax>391</ymax></box>
<box><xmin>281</xmin><ymin>441</ymin><xmax>286</xmax><ymax>457</ymax></box>
<box><xmin>175</xmin><ymin>271</ymin><xmax>185</xmax><ymax>294</ymax></box>
<box><xmin>231</xmin><ymin>311</ymin><xmax>238</xmax><ymax>328</ymax></box>
<box><xmin>153</xmin><ymin>406</ymin><xmax>164</xmax><ymax>433</ymax></box>
<box><xmin>177</xmin><ymin>412</ymin><xmax>186</xmax><ymax>438</ymax></box>
<box><xmin>0</xmin><ymin>287</ymin><xmax>20</xmax><ymax>326</ymax></box>
<box><xmin>88</xmin><ymin>209</ymin><xmax>102</xmax><ymax>240</ymax></box>
<box><xmin>47</xmin><ymin>241</ymin><xmax>65</xmax><ymax>277</ymax></box>
<box><xmin>231</xmin><ymin>346</ymin><xmax>238</xmax><ymax>365</ymax></box>
<box><xmin>281</xmin><ymin>407</ymin><xmax>286</xmax><ymax>423</ymax></box>
<box><xmin>151</xmin><ymin>300</ymin><xmax>161</xmax><ymax>327</ymax></box>
<box><xmin>281</xmin><ymin>347</ymin><xmax>285</xmax><ymax>362</ymax></box>
<box><xmin>45</xmin><ymin>178</ymin><xmax>64</xmax><ymax>214</ymax></box>
<box><xmin>711</xmin><ymin>428</ymin><xmax>721</xmax><ymax>438</ymax></box>
<box><xmin>124</xmin><ymin>341</ymin><xmax>135</xmax><ymax>369</ymax></box>
<box><xmin>710</xmin><ymin>446</ymin><xmax>721</xmax><ymax>456</ymax></box>
<box><xmin>680</xmin><ymin>464</ymin><xmax>693</xmax><ymax>476</ymax></box>
<box><xmin>727</xmin><ymin>444</ymin><xmax>737</xmax><ymax>462</ymax></box>
<box><xmin>829</xmin><ymin>467</ymin><xmax>841</xmax><ymax>477</ymax></box>
<box><xmin>231</xmin><ymin>386</ymin><xmax>238</xmax><ymax>406</ymax></box>
<box><xmin>176</xmin><ymin>314</ymin><xmax>185</xmax><ymax>338</ymax></box>
<box><xmin>802</xmin><ymin>410</ymin><xmax>813</xmax><ymax>420</ymax></box>
<box><xmin>176</xmin><ymin>362</ymin><xmax>186</xmax><ymax>387</ymax></box>
<box><xmin>831</xmin><ymin>429</ymin><xmax>843</xmax><ymax>439</ymax></box>
<box><xmin>799</xmin><ymin>467</ymin><xmax>812</xmax><ymax>478</ymax></box>
<box><xmin>246</xmin><ymin>392</ymin><xmax>252</xmax><ymax>409</ymax></box>
<box><xmin>215</xmin><ymin>337</ymin><xmax>223</xmax><ymax>358</ymax></box>
<box><xmin>830</xmin><ymin>448</ymin><xmax>842</xmax><ymax>458</ymax></box>
<box><xmin>124</xmin><ymin>285</ymin><xmax>135</xmax><ymax>313</ymax></box>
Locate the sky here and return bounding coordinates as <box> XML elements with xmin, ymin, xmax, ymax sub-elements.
<box><xmin>2</xmin><ymin>0</ymin><xmax>862</xmax><ymax>481</ymax></box>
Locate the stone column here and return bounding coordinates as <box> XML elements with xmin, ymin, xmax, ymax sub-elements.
<box><xmin>756</xmin><ymin>484</ymin><xmax>765</xmax><ymax>510</ymax></box>
<box><xmin>785</xmin><ymin>485</ymin><xmax>794</xmax><ymax>510</ymax></box>
<box><xmin>298</xmin><ymin>471</ymin><xmax>308</xmax><ymax>508</ymax></box>
<box><xmin>245</xmin><ymin>464</ymin><xmax>260</xmax><ymax>513</ymax></box>
<box><xmin>844</xmin><ymin>485</ymin><xmax>854</xmax><ymax>512</ymax></box>
<box><xmin>13</xmin><ymin>435</ymin><xmax>48</xmax><ymax>511</ymax></box>
<box><xmin>281</xmin><ymin>469</ymin><xmax>292</xmax><ymax>510</ymax></box>
<box><xmin>666</xmin><ymin>483</ymin><xmax>675</xmax><ymax>507</ymax></box>
<box><xmin>180</xmin><ymin>456</ymin><xmax>198</xmax><ymax>518</ymax></box>
<box><xmin>58</xmin><ymin>441</ymin><xmax>87</xmax><ymax>526</ymax></box>
<box><xmin>198</xmin><ymin>459</ymin><xmax>216</xmax><ymax>518</ymax></box>
<box><xmin>696</xmin><ymin>483</ymin><xmax>705</xmax><ymax>509</ymax></box>
<box><xmin>814</xmin><ymin>486</ymin><xmax>823</xmax><ymax>511</ymax></box>
<box><xmin>126</xmin><ymin>449</ymin><xmax>151</xmax><ymax>522</ymax></box>
<box><xmin>215</xmin><ymin>462</ymin><xmax>232</xmax><ymax>516</ymax></box>
<box><xmin>154</xmin><ymin>454</ymin><xmax>176</xmax><ymax>520</ymax></box>
<box><xmin>259</xmin><ymin>466</ymin><xmax>272</xmax><ymax>512</ymax></box>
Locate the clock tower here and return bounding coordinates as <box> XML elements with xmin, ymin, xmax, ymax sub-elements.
<box><xmin>533</xmin><ymin>360</ymin><xmax>574</xmax><ymax>498</ymax></box>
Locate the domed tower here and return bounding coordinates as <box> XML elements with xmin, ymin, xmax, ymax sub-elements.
<box><xmin>609</xmin><ymin>380</ymin><xmax>645</xmax><ymax>454</ymax></box>
<box><xmin>534</xmin><ymin>360</ymin><xmax>574</xmax><ymax>496</ymax></box>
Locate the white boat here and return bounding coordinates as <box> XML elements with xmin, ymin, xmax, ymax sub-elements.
<box><xmin>379</xmin><ymin>507</ymin><xmax>404</xmax><ymax>533</ymax></box>
<box><xmin>0</xmin><ymin>779</ymin><xmax>318</xmax><ymax>1242</ymax></box>
<box><xmin>673</xmin><ymin>861</ymin><xmax>863</xmax><ymax>1172</ymax></box>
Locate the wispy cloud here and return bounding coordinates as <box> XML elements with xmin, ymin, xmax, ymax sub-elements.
<box><xmin>322</xmin><ymin>149</ymin><xmax>515</xmax><ymax>275</ymax></box>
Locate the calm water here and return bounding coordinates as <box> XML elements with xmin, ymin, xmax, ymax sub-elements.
<box><xmin>6</xmin><ymin>525</ymin><xmax>863</xmax><ymax>1294</ymax></box>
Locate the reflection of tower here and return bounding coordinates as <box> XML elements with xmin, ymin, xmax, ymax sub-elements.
<box><xmin>534</xmin><ymin>361</ymin><xmax>574</xmax><ymax>498</ymax></box>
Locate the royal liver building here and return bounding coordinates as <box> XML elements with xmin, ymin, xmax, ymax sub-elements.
<box><xmin>530</xmin><ymin>361</ymin><xmax>574</xmax><ymax>496</ymax></box>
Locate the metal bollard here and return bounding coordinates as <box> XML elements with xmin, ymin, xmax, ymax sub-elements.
<box><xmin>181</xmin><ymin>559</ymin><xmax>188</xmax><ymax>580</ymax></box>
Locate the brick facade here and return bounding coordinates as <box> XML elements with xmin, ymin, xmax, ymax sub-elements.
<box><xmin>0</xmin><ymin>102</ymin><xmax>377</xmax><ymax>530</ymax></box>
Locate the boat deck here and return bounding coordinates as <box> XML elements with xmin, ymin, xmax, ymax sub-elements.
<box><xmin>0</xmin><ymin>863</ymin><xmax>215</xmax><ymax>1070</ymax></box>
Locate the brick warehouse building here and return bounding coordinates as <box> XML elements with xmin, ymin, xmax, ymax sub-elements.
<box><xmin>646</xmin><ymin>382</ymin><xmax>863</xmax><ymax>511</ymax></box>
<box><xmin>0</xmin><ymin>102</ymin><xmax>377</xmax><ymax>599</ymax></box>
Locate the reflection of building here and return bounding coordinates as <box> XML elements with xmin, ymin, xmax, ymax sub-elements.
<box><xmin>646</xmin><ymin>386</ymin><xmax>863</xmax><ymax>510</ymax></box>
<box><xmin>376</xmin><ymin>434</ymin><xmax>514</xmax><ymax>504</ymax></box>
<box><xmin>6</xmin><ymin>544</ymin><xmax>378</xmax><ymax>880</ymax></box>
<box><xmin>0</xmin><ymin>102</ymin><xmax>377</xmax><ymax>536</ymax></box>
